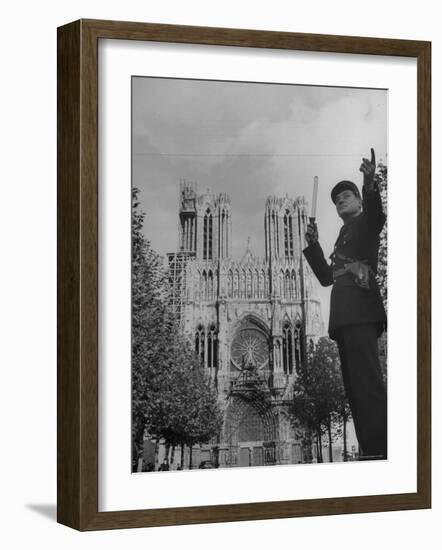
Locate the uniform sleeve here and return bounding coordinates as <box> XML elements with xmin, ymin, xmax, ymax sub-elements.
<box><xmin>303</xmin><ymin>241</ymin><xmax>334</xmax><ymax>287</ymax></box>
<box><xmin>362</xmin><ymin>183</ymin><xmax>386</xmax><ymax>235</ymax></box>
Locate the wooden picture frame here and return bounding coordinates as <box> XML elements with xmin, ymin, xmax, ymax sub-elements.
<box><xmin>57</xmin><ymin>19</ymin><xmax>431</xmax><ymax>531</ymax></box>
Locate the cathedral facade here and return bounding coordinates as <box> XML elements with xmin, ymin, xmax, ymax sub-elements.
<box><xmin>167</xmin><ymin>182</ymin><xmax>324</xmax><ymax>468</ymax></box>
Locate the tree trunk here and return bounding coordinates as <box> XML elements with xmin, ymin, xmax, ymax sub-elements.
<box><xmin>317</xmin><ymin>430</ymin><xmax>323</xmax><ymax>463</ymax></box>
<box><xmin>327</xmin><ymin>417</ymin><xmax>333</xmax><ymax>462</ymax></box>
<box><xmin>189</xmin><ymin>444</ymin><xmax>193</xmax><ymax>470</ymax></box>
<box><xmin>155</xmin><ymin>439</ymin><xmax>161</xmax><ymax>471</ymax></box>
<box><xmin>170</xmin><ymin>444</ymin><xmax>175</xmax><ymax>467</ymax></box>
<box><xmin>303</xmin><ymin>430</ymin><xmax>313</xmax><ymax>463</ymax></box>
<box><xmin>133</xmin><ymin>425</ymin><xmax>145</xmax><ymax>472</ymax></box>
<box><xmin>180</xmin><ymin>443</ymin><xmax>185</xmax><ymax>469</ymax></box>
<box><xmin>343</xmin><ymin>414</ymin><xmax>348</xmax><ymax>461</ymax></box>
<box><xmin>165</xmin><ymin>442</ymin><xmax>170</xmax><ymax>465</ymax></box>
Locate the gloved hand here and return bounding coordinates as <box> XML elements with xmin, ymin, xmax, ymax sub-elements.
<box><xmin>305</xmin><ymin>220</ymin><xmax>318</xmax><ymax>245</ymax></box>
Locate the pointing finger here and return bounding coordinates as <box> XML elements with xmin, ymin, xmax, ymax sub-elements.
<box><xmin>370</xmin><ymin>148</ymin><xmax>376</xmax><ymax>167</ymax></box>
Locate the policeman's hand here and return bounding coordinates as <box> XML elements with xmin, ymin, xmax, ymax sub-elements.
<box><xmin>360</xmin><ymin>148</ymin><xmax>376</xmax><ymax>190</ymax></box>
<box><xmin>305</xmin><ymin>220</ymin><xmax>318</xmax><ymax>245</ymax></box>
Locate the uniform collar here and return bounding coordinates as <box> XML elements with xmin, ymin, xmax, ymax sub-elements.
<box><xmin>342</xmin><ymin>211</ymin><xmax>362</xmax><ymax>226</ymax></box>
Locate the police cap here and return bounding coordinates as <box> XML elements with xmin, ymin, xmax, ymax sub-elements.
<box><xmin>331</xmin><ymin>180</ymin><xmax>361</xmax><ymax>204</ymax></box>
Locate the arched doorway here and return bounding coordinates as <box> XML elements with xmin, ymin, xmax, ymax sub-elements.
<box><xmin>222</xmin><ymin>393</ymin><xmax>277</xmax><ymax>467</ymax></box>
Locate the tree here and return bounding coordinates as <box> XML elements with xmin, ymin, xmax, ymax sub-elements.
<box><xmin>131</xmin><ymin>187</ymin><xmax>222</xmax><ymax>470</ymax></box>
<box><xmin>132</xmin><ymin>187</ymin><xmax>169</xmax><ymax>468</ymax></box>
<box><xmin>374</xmin><ymin>162</ymin><xmax>388</xmax><ymax>390</ymax></box>
<box><xmin>148</xmin><ymin>327</ymin><xmax>223</xmax><ymax>463</ymax></box>
<box><xmin>291</xmin><ymin>337</ymin><xmax>351</xmax><ymax>462</ymax></box>
<box><xmin>375</xmin><ymin>162</ymin><xmax>388</xmax><ymax>313</ymax></box>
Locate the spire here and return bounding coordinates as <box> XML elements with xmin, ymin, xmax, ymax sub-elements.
<box><xmin>240</xmin><ymin>236</ymin><xmax>255</xmax><ymax>264</ymax></box>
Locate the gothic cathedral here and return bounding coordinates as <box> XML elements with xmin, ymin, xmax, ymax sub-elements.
<box><xmin>167</xmin><ymin>182</ymin><xmax>324</xmax><ymax>467</ymax></box>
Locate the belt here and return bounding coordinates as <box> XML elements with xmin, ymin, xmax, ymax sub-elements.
<box><xmin>332</xmin><ymin>267</ymin><xmax>347</xmax><ymax>281</ymax></box>
<box><xmin>333</xmin><ymin>261</ymin><xmax>372</xmax><ymax>289</ymax></box>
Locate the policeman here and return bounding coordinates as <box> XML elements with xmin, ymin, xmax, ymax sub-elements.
<box><xmin>303</xmin><ymin>149</ymin><xmax>387</xmax><ymax>460</ymax></box>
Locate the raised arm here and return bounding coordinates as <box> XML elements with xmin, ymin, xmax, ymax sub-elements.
<box><xmin>360</xmin><ymin>148</ymin><xmax>386</xmax><ymax>235</ymax></box>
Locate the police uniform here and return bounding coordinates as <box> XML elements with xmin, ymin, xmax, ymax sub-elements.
<box><xmin>303</xmin><ymin>180</ymin><xmax>387</xmax><ymax>459</ymax></box>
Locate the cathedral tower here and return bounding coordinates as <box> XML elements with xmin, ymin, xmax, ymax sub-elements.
<box><xmin>194</xmin><ymin>189</ymin><xmax>231</xmax><ymax>260</ymax></box>
<box><xmin>264</xmin><ymin>195</ymin><xmax>308</xmax><ymax>261</ymax></box>
<box><xmin>178</xmin><ymin>180</ymin><xmax>197</xmax><ymax>254</ymax></box>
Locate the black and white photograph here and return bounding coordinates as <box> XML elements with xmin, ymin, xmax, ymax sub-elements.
<box><xmin>131</xmin><ymin>76</ymin><xmax>388</xmax><ymax>473</ymax></box>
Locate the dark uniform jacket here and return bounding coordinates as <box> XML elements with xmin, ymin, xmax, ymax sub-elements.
<box><xmin>303</xmin><ymin>185</ymin><xmax>386</xmax><ymax>340</ymax></box>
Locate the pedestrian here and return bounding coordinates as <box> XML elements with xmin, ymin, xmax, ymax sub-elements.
<box><xmin>303</xmin><ymin>148</ymin><xmax>387</xmax><ymax>460</ymax></box>
<box><xmin>158</xmin><ymin>458</ymin><xmax>170</xmax><ymax>471</ymax></box>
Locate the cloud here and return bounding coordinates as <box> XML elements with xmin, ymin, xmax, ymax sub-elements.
<box><xmin>133</xmin><ymin>77</ymin><xmax>387</xmax><ymax>264</ymax></box>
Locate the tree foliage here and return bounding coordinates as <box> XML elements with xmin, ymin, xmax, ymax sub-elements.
<box><xmin>375</xmin><ymin>162</ymin><xmax>388</xmax><ymax>313</ymax></box>
<box><xmin>151</xmin><ymin>339</ymin><xmax>223</xmax><ymax>449</ymax></box>
<box><xmin>131</xmin><ymin>187</ymin><xmax>222</xmax><ymax>470</ymax></box>
<box><xmin>374</xmin><ymin>162</ymin><xmax>388</xmax><ymax>387</ymax></box>
<box><xmin>291</xmin><ymin>337</ymin><xmax>351</xmax><ymax>462</ymax></box>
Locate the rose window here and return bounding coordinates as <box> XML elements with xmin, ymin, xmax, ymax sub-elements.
<box><xmin>231</xmin><ymin>328</ymin><xmax>269</xmax><ymax>369</ymax></box>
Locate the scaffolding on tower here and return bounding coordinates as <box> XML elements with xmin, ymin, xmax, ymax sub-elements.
<box><xmin>166</xmin><ymin>251</ymin><xmax>192</xmax><ymax>324</ymax></box>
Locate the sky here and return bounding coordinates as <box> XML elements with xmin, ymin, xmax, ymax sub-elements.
<box><xmin>132</xmin><ymin>76</ymin><xmax>387</xmax><ymax>326</ymax></box>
